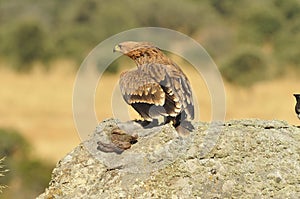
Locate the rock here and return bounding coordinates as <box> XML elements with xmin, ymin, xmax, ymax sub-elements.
<box><xmin>37</xmin><ymin>119</ymin><xmax>300</xmax><ymax>199</ymax></box>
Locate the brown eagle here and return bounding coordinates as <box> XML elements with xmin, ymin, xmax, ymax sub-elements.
<box><xmin>113</xmin><ymin>41</ymin><xmax>194</xmax><ymax>135</ymax></box>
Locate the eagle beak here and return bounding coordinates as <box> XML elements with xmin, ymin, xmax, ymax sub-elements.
<box><xmin>113</xmin><ymin>44</ymin><xmax>122</xmax><ymax>53</ymax></box>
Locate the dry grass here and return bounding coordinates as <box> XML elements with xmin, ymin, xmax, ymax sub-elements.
<box><xmin>0</xmin><ymin>59</ymin><xmax>299</xmax><ymax>162</ymax></box>
<box><xmin>226</xmin><ymin>78</ymin><xmax>299</xmax><ymax>123</ymax></box>
<box><xmin>0</xmin><ymin>60</ymin><xmax>80</xmax><ymax>162</ymax></box>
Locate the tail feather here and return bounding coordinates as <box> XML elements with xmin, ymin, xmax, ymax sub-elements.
<box><xmin>175</xmin><ymin>120</ymin><xmax>194</xmax><ymax>137</ymax></box>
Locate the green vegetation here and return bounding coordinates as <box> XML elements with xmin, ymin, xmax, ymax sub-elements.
<box><xmin>7</xmin><ymin>21</ymin><xmax>51</xmax><ymax>71</ymax></box>
<box><xmin>0</xmin><ymin>129</ymin><xmax>54</xmax><ymax>199</ymax></box>
<box><xmin>221</xmin><ymin>49</ymin><xmax>267</xmax><ymax>86</ymax></box>
<box><xmin>0</xmin><ymin>0</ymin><xmax>299</xmax><ymax>81</ymax></box>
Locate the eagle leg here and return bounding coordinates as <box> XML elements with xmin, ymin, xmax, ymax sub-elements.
<box><xmin>135</xmin><ymin>119</ymin><xmax>159</xmax><ymax>129</ymax></box>
<box><xmin>165</xmin><ymin>114</ymin><xmax>194</xmax><ymax>136</ymax></box>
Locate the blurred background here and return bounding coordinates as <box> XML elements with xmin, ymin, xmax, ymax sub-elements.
<box><xmin>0</xmin><ymin>0</ymin><xmax>300</xmax><ymax>198</ymax></box>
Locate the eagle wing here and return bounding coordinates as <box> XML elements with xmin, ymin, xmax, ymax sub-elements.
<box><xmin>119</xmin><ymin>69</ymin><xmax>165</xmax><ymax>107</ymax></box>
<box><xmin>120</xmin><ymin>62</ymin><xmax>194</xmax><ymax>121</ymax></box>
<box><xmin>144</xmin><ymin>63</ymin><xmax>194</xmax><ymax>120</ymax></box>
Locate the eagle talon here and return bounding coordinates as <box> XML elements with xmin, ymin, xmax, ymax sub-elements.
<box><xmin>134</xmin><ymin>119</ymin><xmax>160</xmax><ymax>128</ymax></box>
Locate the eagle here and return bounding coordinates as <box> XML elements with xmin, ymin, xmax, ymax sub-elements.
<box><xmin>113</xmin><ymin>41</ymin><xmax>194</xmax><ymax>135</ymax></box>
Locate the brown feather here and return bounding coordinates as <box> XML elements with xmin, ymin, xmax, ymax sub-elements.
<box><xmin>115</xmin><ymin>41</ymin><xmax>194</xmax><ymax>131</ymax></box>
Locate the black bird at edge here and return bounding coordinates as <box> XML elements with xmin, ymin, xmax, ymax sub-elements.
<box><xmin>293</xmin><ymin>94</ymin><xmax>300</xmax><ymax>119</ymax></box>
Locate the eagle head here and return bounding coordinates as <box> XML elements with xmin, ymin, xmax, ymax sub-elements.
<box><xmin>113</xmin><ymin>41</ymin><xmax>167</xmax><ymax>65</ymax></box>
<box><xmin>113</xmin><ymin>41</ymin><xmax>156</xmax><ymax>54</ymax></box>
